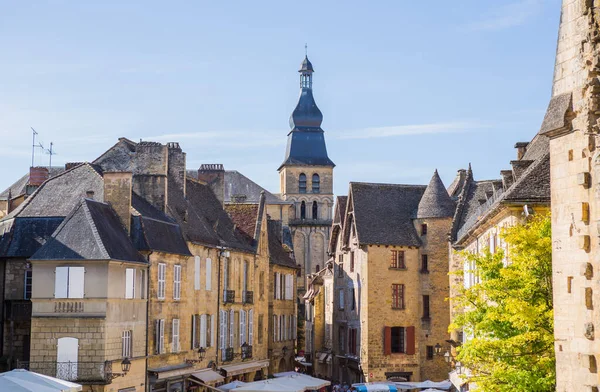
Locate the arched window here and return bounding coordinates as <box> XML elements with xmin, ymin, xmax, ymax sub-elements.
<box><xmin>299</xmin><ymin>174</ymin><xmax>307</xmax><ymax>194</ymax></box>
<box><xmin>312</xmin><ymin>201</ymin><xmax>318</xmax><ymax>220</ymax></box>
<box><xmin>300</xmin><ymin>201</ymin><xmax>306</xmax><ymax>220</ymax></box>
<box><xmin>312</xmin><ymin>174</ymin><xmax>320</xmax><ymax>193</ymax></box>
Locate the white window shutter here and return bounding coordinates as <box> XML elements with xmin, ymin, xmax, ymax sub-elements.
<box><xmin>195</xmin><ymin>256</ymin><xmax>201</xmax><ymax>290</ymax></box>
<box><xmin>211</xmin><ymin>314</ymin><xmax>216</xmax><ymax>347</ymax></box>
<box><xmin>125</xmin><ymin>268</ymin><xmax>135</xmax><ymax>299</ymax></box>
<box><xmin>200</xmin><ymin>314</ymin><xmax>207</xmax><ymax>348</ymax></box>
<box><xmin>192</xmin><ymin>315</ymin><xmax>197</xmax><ymax>349</ymax></box>
<box><xmin>276</xmin><ymin>273</ymin><xmax>280</xmax><ymax>299</ymax></box>
<box><xmin>240</xmin><ymin>310</ymin><xmax>246</xmax><ymax>345</ymax></box>
<box><xmin>229</xmin><ymin>309</ymin><xmax>235</xmax><ymax>348</ymax></box>
<box><xmin>274</xmin><ymin>315</ymin><xmax>278</xmax><ymax>342</ymax></box>
<box><xmin>54</xmin><ymin>267</ymin><xmax>68</xmax><ymax>298</ymax></box>
<box><xmin>68</xmin><ymin>267</ymin><xmax>85</xmax><ymax>299</ymax></box>
<box><xmin>248</xmin><ymin>309</ymin><xmax>254</xmax><ymax>346</ymax></box>
<box><xmin>159</xmin><ymin>319</ymin><xmax>165</xmax><ymax>354</ymax></box>
<box><xmin>219</xmin><ymin>311</ymin><xmax>226</xmax><ymax>349</ymax></box>
<box><xmin>172</xmin><ymin>319</ymin><xmax>180</xmax><ymax>352</ymax></box>
<box><xmin>206</xmin><ymin>258</ymin><xmax>212</xmax><ymax>291</ymax></box>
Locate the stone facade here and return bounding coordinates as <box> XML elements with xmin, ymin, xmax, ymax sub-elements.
<box><xmin>546</xmin><ymin>1</ymin><xmax>600</xmax><ymax>390</ymax></box>
<box><xmin>268</xmin><ymin>263</ymin><xmax>297</xmax><ymax>374</ymax></box>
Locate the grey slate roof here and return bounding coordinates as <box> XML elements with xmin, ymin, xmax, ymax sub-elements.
<box><xmin>417</xmin><ymin>171</ymin><xmax>455</xmax><ymax>219</ymax></box>
<box><xmin>31</xmin><ymin>198</ymin><xmax>146</xmax><ymax>262</ymax></box>
<box><xmin>224</xmin><ymin>171</ymin><xmax>288</xmax><ymax>205</ymax></box>
<box><xmin>350</xmin><ymin>182</ymin><xmax>426</xmax><ymax>247</ymax></box>
<box><xmin>0</xmin><ymin>217</ymin><xmax>63</xmax><ymax>258</ymax></box>
<box><xmin>539</xmin><ymin>93</ymin><xmax>572</xmax><ymax>136</ymax></box>
<box><xmin>267</xmin><ymin>219</ymin><xmax>298</xmax><ymax>269</ymax></box>
<box><xmin>0</xmin><ymin>167</ymin><xmax>65</xmax><ymax>200</ymax></box>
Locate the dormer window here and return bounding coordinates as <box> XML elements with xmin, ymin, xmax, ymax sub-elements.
<box><xmin>299</xmin><ymin>173</ymin><xmax>307</xmax><ymax>193</ymax></box>
<box><xmin>312</xmin><ymin>174</ymin><xmax>320</xmax><ymax>193</ymax></box>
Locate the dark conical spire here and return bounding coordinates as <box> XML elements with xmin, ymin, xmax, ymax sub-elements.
<box><xmin>279</xmin><ymin>53</ymin><xmax>334</xmax><ymax>169</ymax></box>
<box><xmin>417</xmin><ymin>170</ymin><xmax>456</xmax><ymax>218</ymax></box>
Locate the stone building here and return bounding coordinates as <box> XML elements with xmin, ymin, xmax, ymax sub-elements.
<box><xmin>278</xmin><ymin>55</ymin><xmax>335</xmax><ymax>296</ymax></box>
<box><xmin>329</xmin><ymin>172</ymin><xmax>454</xmax><ymax>383</ymax></box>
<box><xmin>447</xmin><ymin>132</ymin><xmax>550</xmax><ymax>390</ymax></box>
<box><xmin>542</xmin><ymin>1</ymin><xmax>600</xmax><ymax>390</ymax></box>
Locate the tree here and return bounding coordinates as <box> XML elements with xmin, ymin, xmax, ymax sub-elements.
<box><xmin>450</xmin><ymin>213</ymin><xmax>554</xmax><ymax>392</ymax></box>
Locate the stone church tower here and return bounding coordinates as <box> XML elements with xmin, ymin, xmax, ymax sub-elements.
<box><xmin>544</xmin><ymin>1</ymin><xmax>600</xmax><ymax>390</ymax></box>
<box><xmin>279</xmin><ymin>55</ymin><xmax>335</xmax><ymax>295</ymax></box>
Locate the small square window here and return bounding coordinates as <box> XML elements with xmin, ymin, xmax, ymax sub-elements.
<box><xmin>421</xmin><ymin>224</ymin><xmax>428</xmax><ymax>235</ymax></box>
<box><xmin>426</xmin><ymin>345</ymin><xmax>434</xmax><ymax>360</ymax></box>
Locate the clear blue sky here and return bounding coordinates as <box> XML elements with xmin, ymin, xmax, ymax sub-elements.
<box><xmin>0</xmin><ymin>0</ymin><xmax>561</xmax><ymax>196</ymax></box>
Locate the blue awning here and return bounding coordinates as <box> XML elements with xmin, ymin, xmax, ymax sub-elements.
<box><xmin>353</xmin><ymin>383</ymin><xmax>398</xmax><ymax>392</ymax></box>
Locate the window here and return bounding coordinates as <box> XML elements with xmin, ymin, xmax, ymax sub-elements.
<box><xmin>312</xmin><ymin>201</ymin><xmax>318</xmax><ymax>220</ymax></box>
<box><xmin>315</xmin><ymin>264</ymin><xmax>320</xmax><ymax>272</ymax></box>
<box><xmin>173</xmin><ymin>265</ymin><xmax>181</xmax><ymax>300</ymax></box>
<box><xmin>259</xmin><ymin>271</ymin><xmax>264</xmax><ymax>296</ymax></box>
<box><xmin>192</xmin><ymin>315</ymin><xmax>199</xmax><ymax>349</ymax></box>
<box><xmin>273</xmin><ymin>315</ymin><xmax>278</xmax><ymax>342</ymax></box>
<box><xmin>312</xmin><ymin>173</ymin><xmax>320</xmax><ymax>193</ymax></box>
<box><xmin>426</xmin><ymin>345</ymin><xmax>434</xmax><ymax>360</ymax></box>
<box><xmin>339</xmin><ymin>289</ymin><xmax>345</xmax><ymax>310</ymax></box>
<box><xmin>195</xmin><ymin>256</ymin><xmax>201</xmax><ymax>290</ymax></box>
<box><xmin>274</xmin><ymin>272</ymin><xmax>280</xmax><ymax>300</ymax></box>
<box><xmin>350</xmin><ymin>288</ymin><xmax>356</xmax><ymax>310</ymax></box>
<box><xmin>155</xmin><ymin>319</ymin><xmax>165</xmax><ymax>354</ymax></box>
<box><xmin>240</xmin><ymin>310</ymin><xmax>247</xmax><ymax>345</ymax></box>
<box><xmin>300</xmin><ymin>201</ymin><xmax>306</xmax><ymax>219</ymax></box>
<box><xmin>350</xmin><ymin>251</ymin><xmax>355</xmax><ymax>272</ymax></box>
<box><xmin>280</xmin><ymin>273</ymin><xmax>285</xmax><ymax>299</ymax></box>
<box><xmin>157</xmin><ymin>263</ymin><xmax>166</xmax><ymax>299</ymax></box>
<box><xmin>248</xmin><ymin>309</ymin><xmax>254</xmax><ymax>345</ymax></box>
<box><xmin>280</xmin><ymin>314</ymin><xmax>285</xmax><ymax>341</ymax></box>
<box><xmin>285</xmin><ymin>274</ymin><xmax>293</xmax><ymax>300</ymax></box>
<box><xmin>338</xmin><ymin>255</ymin><xmax>344</xmax><ymax>277</ymax></box>
<box><xmin>338</xmin><ymin>326</ymin><xmax>346</xmax><ymax>353</ymax></box>
<box><xmin>205</xmin><ymin>258</ymin><xmax>212</xmax><ymax>291</ymax></box>
<box><xmin>24</xmin><ymin>270</ymin><xmax>32</xmax><ymax>300</ymax></box>
<box><xmin>172</xmin><ymin>319</ymin><xmax>180</xmax><ymax>353</ymax></box>
<box><xmin>390</xmin><ymin>250</ymin><xmax>406</xmax><ymax>269</ymax></box>
<box><xmin>258</xmin><ymin>314</ymin><xmax>264</xmax><ymax>344</ymax></box>
<box><xmin>391</xmin><ymin>327</ymin><xmax>405</xmax><ymax>353</ymax></box>
<box><xmin>299</xmin><ymin>173</ymin><xmax>307</xmax><ymax>193</ymax></box>
<box><xmin>423</xmin><ymin>295</ymin><xmax>430</xmax><ymax>319</ymax></box>
<box><xmin>125</xmin><ymin>268</ymin><xmax>135</xmax><ymax>299</ymax></box>
<box><xmin>229</xmin><ymin>309</ymin><xmax>234</xmax><ymax>348</ymax></box>
<box><xmin>421</xmin><ymin>255</ymin><xmax>429</xmax><ymax>273</ymax></box>
<box><xmin>122</xmin><ymin>330</ymin><xmax>132</xmax><ymax>358</ymax></box>
<box><xmin>54</xmin><ymin>267</ymin><xmax>85</xmax><ymax>299</ymax></box>
<box><xmin>421</xmin><ymin>224</ymin><xmax>428</xmax><ymax>235</ymax></box>
<box><xmin>348</xmin><ymin>328</ymin><xmax>358</xmax><ymax>355</ymax></box>
<box><xmin>207</xmin><ymin>314</ymin><xmax>214</xmax><ymax>347</ymax></box>
<box><xmin>56</xmin><ymin>337</ymin><xmax>78</xmax><ymax>380</ymax></box>
<box><xmin>220</xmin><ymin>310</ymin><xmax>228</xmax><ymax>354</ymax></box>
<box><xmin>392</xmin><ymin>284</ymin><xmax>405</xmax><ymax>309</ymax></box>
<box><xmin>243</xmin><ymin>261</ymin><xmax>249</xmax><ymax>295</ymax></box>
<box><xmin>200</xmin><ymin>314</ymin><xmax>208</xmax><ymax>348</ymax></box>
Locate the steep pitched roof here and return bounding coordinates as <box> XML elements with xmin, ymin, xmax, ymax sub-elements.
<box><xmin>417</xmin><ymin>171</ymin><xmax>455</xmax><ymax>219</ymax></box>
<box><xmin>31</xmin><ymin>198</ymin><xmax>145</xmax><ymax>262</ymax></box>
<box><xmin>0</xmin><ymin>217</ymin><xmax>64</xmax><ymax>258</ymax></box>
<box><xmin>225</xmin><ymin>204</ymin><xmax>260</xmax><ymax>246</ymax></box>
<box><xmin>328</xmin><ymin>196</ymin><xmax>348</xmax><ymax>254</ymax></box>
<box><xmin>267</xmin><ymin>219</ymin><xmax>298</xmax><ymax>269</ymax></box>
<box><xmin>350</xmin><ymin>182</ymin><xmax>426</xmax><ymax>247</ymax></box>
<box><xmin>0</xmin><ymin>167</ymin><xmax>65</xmax><ymax>201</ymax></box>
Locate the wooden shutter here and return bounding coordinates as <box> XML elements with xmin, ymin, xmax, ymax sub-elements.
<box><xmin>406</xmin><ymin>326</ymin><xmax>416</xmax><ymax>355</ymax></box>
<box><xmin>384</xmin><ymin>326</ymin><xmax>391</xmax><ymax>355</ymax></box>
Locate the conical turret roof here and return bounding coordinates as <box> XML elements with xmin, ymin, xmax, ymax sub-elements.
<box><xmin>417</xmin><ymin>170</ymin><xmax>455</xmax><ymax>218</ymax></box>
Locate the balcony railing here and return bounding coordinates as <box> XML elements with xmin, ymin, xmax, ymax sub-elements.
<box><xmin>54</xmin><ymin>301</ymin><xmax>84</xmax><ymax>313</ymax></box>
<box><xmin>5</xmin><ymin>300</ymin><xmax>32</xmax><ymax>322</ymax></box>
<box><xmin>223</xmin><ymin>347</ymin><xmax>234</xmax><ymax>362</ymax></box>
<box><xmin>17</xmin><ymin>361</ymin><xmax>109</xmax><ymax>383</ymax></box>
<box><xmin>223</xmin><ymin>290</ymin><xmax>235</xmax><ymax>304</ymax></box>
<box><xmin>242</xmin><ymin>345</ymin><xmax>253</xmax><ymax>360</ymax></box>
<box><xmin>242</xmin><ymin>291</ymin><xmax>253</xmax><ymax>304</ymax></box>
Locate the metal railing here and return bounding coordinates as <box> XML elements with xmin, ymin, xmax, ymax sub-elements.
<box><xmin>5</xmin><ymin>300</ymin><xmax>32</xmax><ymax>322</ymax></box>
<box><xmin>17</xmin><ymin>361</ymin><xmax>109</xmax><ymax>383</ymax></box>
<box><xmin>456</xmin><ymin>189</ymin><xmax>504</xmax><ymax>241</ymax></box>
<box><xmin>222</xmin><ymin>347</ymin><xmax>234</xmax><ymax>362</ymax></box>
<box><xmin>242</xmin><ymin>345</ymin><xmax>253</xmax><ymax>359</ymax></box>
<box><xmin>242</xmin><ymin>291</ymin><xmax>253</xmax><ymax>304</ymax></box>
<box><xmin>223</xmin><ymin>290</ymin><xmax>235</xmax><ymax>304</ymax></box>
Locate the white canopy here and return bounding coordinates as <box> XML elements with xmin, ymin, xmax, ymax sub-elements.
<box><xmin>234</xmin><ymin>374</ymin><xmax>330</xmax><ymax>392</ymax></box>
<box><xmin>0</xmin><ymin>369</ymin><xmax>82</xmax><ymax>392</ymax></box>
<box><xmin>219</xmin><ymin>380</ymin><xmax>247</xmax><ymax>391</ymax></box>
<box><xmin>394</xmin><ymin>380</ymin><xmax>452</xmax><ymax>390</ymax></box>
<box><xmin>273</xmin><ymin>371</ymin><xmax>299</xmax><ymax>378</ymax></box>
<box><xmin>420</xmin><ymin>389</ymin><xmax>445</xmax><ymax>392</ymax></box>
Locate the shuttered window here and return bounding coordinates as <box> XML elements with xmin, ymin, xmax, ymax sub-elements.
<box><xmin>229</xmin><ymin>309</ymin><xmax>235</xmax><ymax>348</ymax></box>
<box><xmin>206</xmin><ymin>258</ymin><xmax>212</xmax><ymax>291</ymax></box>
<box><xmin>273</xmin><ymin>315</ymin><xmax>278</xmax><ymax>342</ymax></box>
<box><xmin>172</xmin><ymin>319</ymin><xmax>180</xmax><ymax>353</ymax></box>
<box><xmin>210</xmin><ymin>314</ymin><xmax>215</xmax><ymax>347</ymax></box>
<box><xmin>195</xmin><ymin>256</ymin><xmax>201</xmax><ymax>290</ymax></box>
<box><xmin>200</xmin><ymin>314</ymin><xmax>207</xmax><ymax>348</ymax></box>
<box><xmin>157</xmin><ymin>263</ymin><xmax>166</xmax><ymax>299</ymax></box>
<box><xmin>122</xmin><ymin>330</ymin><xmax>132</xmax><ymax>358</ymax></box>
<box><xmin>55</xmin><ymin>266</ymin><xmax>85</xmax><ymax>299</ymax></box>
<box><xmin>220</xmin><ymin>311</ymin><xmax>227</xmax><ymax>352</ymax></box>
<box><xmin>173</xmin><ymin>265</ymin><xmax>181</xmax><ymax>300</ymax></box>
<box><xmin>155</xmin><ymin>319</ymin><xmax>165</xmax><ymax>354</ymax></box>
<box><xmin>240</xmin><ymin>310</ymin><xmax>247</xmax><ymax>345</ymax></box>
<box><xmin>275</xmin><ymin>273</ymin><xmax>280</xmax><ymax>299</ymax></box>
<box><xmin>125</xmin><ymin>268</ymin><xmax>135</xmax><ymax>299</ymax></box>
<box><xmin>384</xmin><ymin>326</ymin><xmax>415</xmax><ymax>355</ymax></box>
<box><xmin>191</xmin><ymin>314</ymin><xmax>198</xmax><ymax>349</ymax></box>
<box><xmin>248</xmin><ymin>309</ymin><xmax>254</xmax><ymax>345</ymax></box>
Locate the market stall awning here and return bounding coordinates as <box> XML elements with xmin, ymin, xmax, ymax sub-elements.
<box><xmin>273</xmin><ymin>371</ymin><xmax>298</xmax><ymax>378</ymax></box>
<box><xmin>235</xmin><ymin>374</ymin><xmax>330</xmax><ymax>392</ymax></box>
<box><xmin>0</xmin><ymin>369</ymin><xmax>82</xmax><ymax>392</ymax></box>
<box><xmin>352</xmin><ymin>383</ymin><xmax>398</xmax><ymax>392</ymax></box>
<box><xmin>394</xmin><ymin>380</ymin><xmax>451</xmax><ymax>390</ymax></box>
<box><xmin>191</xmin><ymin>369</ymin><xmax>225</xmax><ymax>385</ymax></box>
<box><xmin>218</xmin><ymin>380</ymin><xmax>246</xmax><ymax>391</ymax></box>
<box><xmin>148</xmin><ymin>363</ymin><xmax>193</xmax><ymax>380</ymax></box>
<box><xmin>219</xmin><ymin>360</ymin><xmax>269</xmax><ymax>377</ymax></box>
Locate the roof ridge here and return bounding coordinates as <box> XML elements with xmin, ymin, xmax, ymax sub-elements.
<box><xmin>350</xmin><ymin>181</ymin><xmax>427</xmax><ymax>188</ymax></box>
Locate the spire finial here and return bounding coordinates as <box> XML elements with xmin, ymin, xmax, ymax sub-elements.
<box><xmin>305</xmin><ymin>43</ymin><xmax>308</xmax><ymax>57</ymax></box>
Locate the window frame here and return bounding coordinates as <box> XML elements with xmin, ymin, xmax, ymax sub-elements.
<box><xmin>24</xmin><ymin>270</ymin><xmax>32</xmax><ymax>300</ymax></box>
<box><xmin>122</xmin><ymin>330</ymin><xmax>132</xmax><ymax>358</ymax></box>
<box><xmin>390</xmin><ymin>250</ymin><xmax>406</xmax><ymax>270</ymax></box>
<box><xmin>157</xmin><ymin>263</ymin><xmax>166</xmax><ymax>300</ymax></box>
<box><xmin>391</xmin><ymin>284</ymin><xmax>405</xmax><ymax>310</ymax></box>
<box><xmin>421</xmin><ymin>254</ymin><xmax>429</xmax><ymax>273</ymax></box>
<box><xmin>390</xmin><ymin>326</ymin><xmax>405</xmax><ymax>353</ymax></box>
<box><xmin>299</xmin><ymin>173</ymin><xmax>307</xmax><ymax>193</ymax></box>
<box><xmin>173</xmin><ymin>265</ymin><xmax>182</xmax><ymax>300</ymax></box>
<box><xmin>312</xmin><ymin>173</ymin><xmax>320</xmax><ymax>194</ymax></box>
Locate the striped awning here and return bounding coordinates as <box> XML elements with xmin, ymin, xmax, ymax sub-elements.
<box><xmin>353</xmin><ymin>383</ymin><xmax>398</xmax><ymax>392</ymax></box>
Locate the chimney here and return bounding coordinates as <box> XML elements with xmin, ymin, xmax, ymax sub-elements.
<box><xmin>132</xmin><ymin>142</ymin><xmax>168</xmax><ymax>212</ymax></box>
<box><xmin>103</xmin><ymin>172</ymin><xmax>132</xmax><ymax>234</ymax></box>
<box><xmin>65</xmin><ymin>162</ymin><xmax>84</xmax><ymax>171</ymax></box>
<box><xmin>500</xmin><ymin>170</ymin><xmax>514</xmax><ymax>190</ymax></box>
<box><xmin>167</xmin><ymin>142</ymin><xmax>187</xmax><ymax>196</ymax></box>
<box><xmin>198</xmin><ymin>164</ymin><xmax>225</xmax><ymax>206</ymax></box>
<box><xmin>28</xmin><ymin>167</ymin><xmax>49</xmax><ymax>186</ymax></box>
<box><xmin>514</xmin><ymin>142</ymin><xmax>529</xmax><ymax>160</ymax></box>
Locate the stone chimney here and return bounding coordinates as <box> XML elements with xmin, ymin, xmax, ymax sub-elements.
<box><xmin>167</xmin><ymin>142</ymin><xmax>187</xmax><ymax>196</ymax></box>
<box><xmin>103</xmin><ymin>172</ymin><xmax>132</xmax><ymax>234</ymax></box>
<box><xmin>514</xmin><ymin>142</ymin><xmax>529</xmax><ymax>160</ymax></box>
<box><xmin>132</xmin><ymin>142</ymin><xmax>167</xmax><ymax>212</ymax></box>
<box><xmin>198</xmin><ymin>164</ymin><xmax>225</xmax><ymax>206</ymax></box>
<box><xmin>28</xmin><ymin>167</ymin><xmax>49</xmax><ymax>186</ymax></box>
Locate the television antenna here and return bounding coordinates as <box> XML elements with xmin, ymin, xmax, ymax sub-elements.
<box><xmin>30</xmin><ymin>127</ymin><xmax>44</xmax><ymax>167</ymax></box>
<box><xmin>45</xmin><ymin>142</ymin><xmax>57</xmax><ymax>167</ymax></box>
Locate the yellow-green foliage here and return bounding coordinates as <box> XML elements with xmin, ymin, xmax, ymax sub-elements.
<box><xmin>450</xmin><ymin>213</ymin><xmax>554</xmax><ymax>391</ymax></box>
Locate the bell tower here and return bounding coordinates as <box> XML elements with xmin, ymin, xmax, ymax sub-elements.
<box><xmin>279</xmin><ymin>53</ymin><xmax>334</xmax><ymax>295</ymax></box>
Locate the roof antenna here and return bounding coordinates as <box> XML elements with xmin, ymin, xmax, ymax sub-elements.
<box><xmin>30</xmin><ymin>127</ymin><xmax>44</xmax><ymax>167</ymax></box>
<box><xmin>305</xmin><ymin>43</ymin><xmax>308</xmax><ymax>57</ymax></box>
<box><xmin>45</xmin><ymin>142</ymin><xmax>57</xmax><ymax>167</ymax></box>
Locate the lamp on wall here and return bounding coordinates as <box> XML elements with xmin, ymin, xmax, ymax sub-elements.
<box><xmin>434</xmin><ymin>343</ymin><xmax>442</xmax><ymax>356</ymax></box>
<box><xmin>185</xmin><ymin>347</ymin><xmax>206</xmax><ymax>364</ymax></box>
<box><xmin>107</xmin><ymin>358</ymin><xmax>131</xmax><ymax>380</ymax></box>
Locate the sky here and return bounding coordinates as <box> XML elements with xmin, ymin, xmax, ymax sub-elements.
<box><xmin>0</xmin><ymin>0</ymin><xmax>562</xmax><ymax>196</ymax></box>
